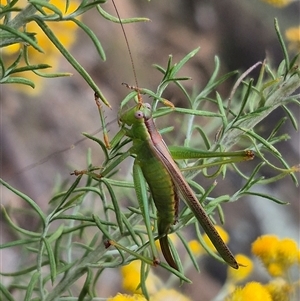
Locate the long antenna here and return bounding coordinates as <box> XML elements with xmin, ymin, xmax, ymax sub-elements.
<box><xmin>111</xmin><ymin>0</ymin><xmax>142</xmax><ymax>103</ymax></box>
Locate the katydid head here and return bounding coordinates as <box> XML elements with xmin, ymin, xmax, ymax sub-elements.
<box><xmin>119</xmin><ymin>102</ymin><xmax>152</xmax><ymax>126</ymax></box>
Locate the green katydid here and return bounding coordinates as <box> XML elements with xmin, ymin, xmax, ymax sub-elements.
<box><xmin>117</xmin><ymin>99</ymin><xmax>240</xmax><ymax>270</ymax></box>
<box><xmin>89</xmin><ymin>80</ymin><xmax>254</xmax><ymax>271</ymax></box>
<box><xmin>72</xmin><ymin>0</ymin><xmax>255</xmax><ymax>271</ymax></box>
<box><xmin>83</xmin><ymin>76</ymin><xmax>256</xmax><ymax>270</ymax></box>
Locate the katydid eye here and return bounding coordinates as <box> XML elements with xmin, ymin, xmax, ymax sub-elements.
<box><xmin>144</xmin><ymin>103</ymin><xmax>151</xmax><ymax>110</ymax></box>
<box><xmin>135</xmin><ymin>110</ymin><xmax>144</xmax><ymax>119</ymax></box>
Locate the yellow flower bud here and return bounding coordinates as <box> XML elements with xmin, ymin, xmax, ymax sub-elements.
<box><xmin>226</xmin><ymin>282</ymin><xmax>272</xmax><ymax>301</ymax></box>
<box><xmin>188</xmin><ymin>239</ymin><xmax>204</xmax><ymax>257</ymax></box>
<box><xmin>227</xmin><ymin>254</ymin><xmax>253</xmax><ymax>283</ymax></box>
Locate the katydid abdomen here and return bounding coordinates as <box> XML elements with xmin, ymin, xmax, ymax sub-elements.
<box><xmin>136</xmin><ymin>141</ymin><xmax>179</xmax><ymax>270</ymax></box>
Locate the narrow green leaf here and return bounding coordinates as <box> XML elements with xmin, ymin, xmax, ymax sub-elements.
<box><xmin>233</xmin><ymin>79</ymin><xmax>253</xmax><ymax>123</ymax></box>
<box><xmin>1</xmin><ymin>206</ymin><xmax>41</xmax><ymax>237</ymax></box>
<box><xmin>0</xmin><ymin>178</ymin><xmax>46</xmax><ymax>226</ymax></box>
<box><xmin>0</xmin><ymin>282</ymin><xmax>14</xmax><ymax>301</ymax></box>
<box><xmin>71</xmin><ymin>18</ymin><xmax>106</xmax><ymax>61</ymax></box>
<box><xmin>171</xmin><ymin>48</ymin><xmax>200</xmax><ymax>76</ymax></box>
<box><xmin>31</xmin><ymin>16</ymin><xmax>111</xmax><ymax>108</ymax></box>
<box><xmin>78</xmin><ymin>267</ymin><xmax>92</xmax><ymax>301</ymax></box>
<box><xmin>239</xmin><ymin>162</ymin><xmax>265</xmax><ymax>192</ymax></box>
<box><xmin>97</xmin><ymin>5</ymin><xmax>150</xmax><ymax>24</ymax></box>
<box><xmin>194</xmin><ymin>126</ymin><xmax>211</xmax><ymax>150</ymax></box>
<box><xmin>159</xmin><ymin>262</ymin><xmax>192</xmax><ymax>283</ymax></box>
<box><xmin>101</xmin><ymin>178</ymin><xmax>124</xmax><ymax>234</ymax></box>
<box><xmin>267</xmin><ymin>117</ymin><xmax>287</xmax><ymax>140</ymax></box>
<box><xmin>92</xmin><ymin>214</ymin><xmax>113</xmax><ymax>240</ymax></box>
<box><xmin>121</xmin><ymin>212</ymin><xmax>142</xmax><ymax>246</ymax></box>
<box><xmin>24</xmin><ymin>271</ymin><xmax>40</xmax><ymax>301</ymax></box>
<box><xmin>52</xmin><ymin>174</ymin><xmax>83</xmax><ymax>214</ymax></box>
<box><xmin>8</xmin><ymin>63</ymin><xmax>51</xmax><ymax>74</ymax></box>
<box><xmin>29</xmin><ymin>0</ymin><xmax>63</xmax><ymax>18</ymax></box>
<box><xmin>47</xmin><ymin>224</ymin><xmax>64</xmax><ymax>244</ymax></box>
<box><xmin>216</xmin><ymin>92</ymin><xmax>228</xmax><ymax>129</ymax></box>
<box><xmin>133</xmin><ymin>163</ymin><xmax>159</xmax><ymax>262</ymax></box>
<box><xmin>140</xmin><ymin>260</ymin><xmax>150</xmax><ymax>300</ymax></box>
<box><xmin>274</xmin><ymin>18</ymin><xmax>289</xmax><ymax>77</ymax></box>
<box><xmin>177</xmin><ymin>232</ymin><xmax>200</xmax><ymax>272</ymax></box>
<box><xmin>4</xmin><ymin>49</ymin><xmax>24</xmax><ymax>73</ymax></box>
<box><xmin>1</xmin><ymin>76</ymin><xmax>35</xmax><ymax>87</ymax></box>
<box><xmin>244</xmin><ymin>191</ymin><xmax>289</xmax><ymax>205</ymax></box>
<box><xmin>281</xmin><ymin>105</ymin><xmax>298</xmax><ymax>131</ymax></box>
<box><xmin>0</xmin><ymin>238</ymin><xmax>40</xmax><ymax>249</ymax></box>
<box><xmin>239</xmin><ymin>128</ymin><xmax>281</xmax><ymax>156</ymax></box>
<box><xmin>42</xmin><ymin>237</ymin><xmax>57</xmax><ymax>284</ymax></box>
<box><xmin>0</xmin><ymin>24</ymin><xmax>43</xmax><ymax>51</ymax></box>
<box><xmin>197</xmin><ymin>70</ymin><xmax>238</xmax><ymax>102</ymax></box>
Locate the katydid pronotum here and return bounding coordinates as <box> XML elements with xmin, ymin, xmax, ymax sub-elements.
<box><xmin>71</xmin><ymin>0</ymin><xmax>255</xmax><ymax>271</ymax></box>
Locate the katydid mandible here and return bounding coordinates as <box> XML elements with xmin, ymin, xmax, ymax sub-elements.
<box><xmin>104</xmin><ymin>0</ymin><xmax>241</xmax><ymax>270</ymax></box>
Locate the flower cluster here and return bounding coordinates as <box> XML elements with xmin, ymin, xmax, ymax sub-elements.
<box><xmin>252</xmin><ymin>235</ymin><xmax>299</xmax><ymax>277</ymax></box>
<box><xmin>107</xmin><ymin>227</ymin><xmax>232</xmax><ymax>301</ymax></box>
<box><xmin>225</xmin><ymin>235</ymin><xmax>299</xmax><ymax>301</ymax></box>
<box><xmin>107</xmin><ymin>228</ymin><xmax>299</xmax><ymax>301</ymax></box>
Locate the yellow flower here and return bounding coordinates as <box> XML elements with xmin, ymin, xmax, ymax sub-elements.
<box><xmin>285</xmin><ymin>26</ymin><xmax>300</xmax><ymax>52</ymax></box>
<box><xmin>188</xmin><ymin>239</ymin><xmax>203</xmax><ymax>257</ymax></box>
<box><xmin>265</xmin><ymin>278</ymin><xmax>294</xmax><ymax>301</ymax></box>
<box><xmin>251</xmin><ymin>235</ymin><xmax>299</xmax><ymax>277</ymax></box>
<box><xmin>107</xmin><ymin>293</ymin><xmax>147</xmax><ymax>301</ymax></box>
<box><xmin>121</xmin><ymin>261</ymin><xmax>143</xmax><ymax>294</ymax></box>
<box><xmin>267</xmin><ymin>262</ymin><xmax>285</xmax><ymax>277</ymax></box>
<box><xmin>242</xmin><ymin>283</ymin><xmax>272</xmax><ymax>301</ymax></box>
<box><xmin>276</xmin><ymin>238</ymin><xmax>298</xmax><ymax>268</ymax></box>
<box><xmin>121</xmin><ymin>260</ymin><xmax>160</xmax><ymax>295</ymax></box>
<box><xmin>260</xmin><ymin>0</ymin><xmax>295</xmax><ymax>7</ymax></box>
<box><xmin>251</xmin><ymin>235</ymin><xmax>279</xmax><ymax>262</ymax></box>
<box><xmin>151</xmin><ymin>289</ymin><xmax>192</xmax><ymax>301</ymax></box>
<box><xmin>2</xmin><ymin>0</ymin><xmax>81</xmax><ymax>95</ymax></box>
<box><xmin>202</xmin><ymin>225</ymin><xmax>229</xmax><ymax>252</ymax></box>
<box><xmin>227</xmin><ymin>254</ymin><xmax>253</xmax><ymax>283</ymax></box>
<box><xmin>225</xmin><ymin>282</ymin><xmax>272</xmax><ymax>301</ymax></box>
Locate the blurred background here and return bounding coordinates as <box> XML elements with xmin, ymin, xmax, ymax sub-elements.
<box><xmin>1</xmin><ymin>0</ymin><xmax>299</xmax><ymax>300</ymax></box>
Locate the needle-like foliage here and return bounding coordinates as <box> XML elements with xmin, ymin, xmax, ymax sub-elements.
<box><xmin>1</xmin><ymin>1</ymin><xmax>299</xmax><ymax>300</ymax></box>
